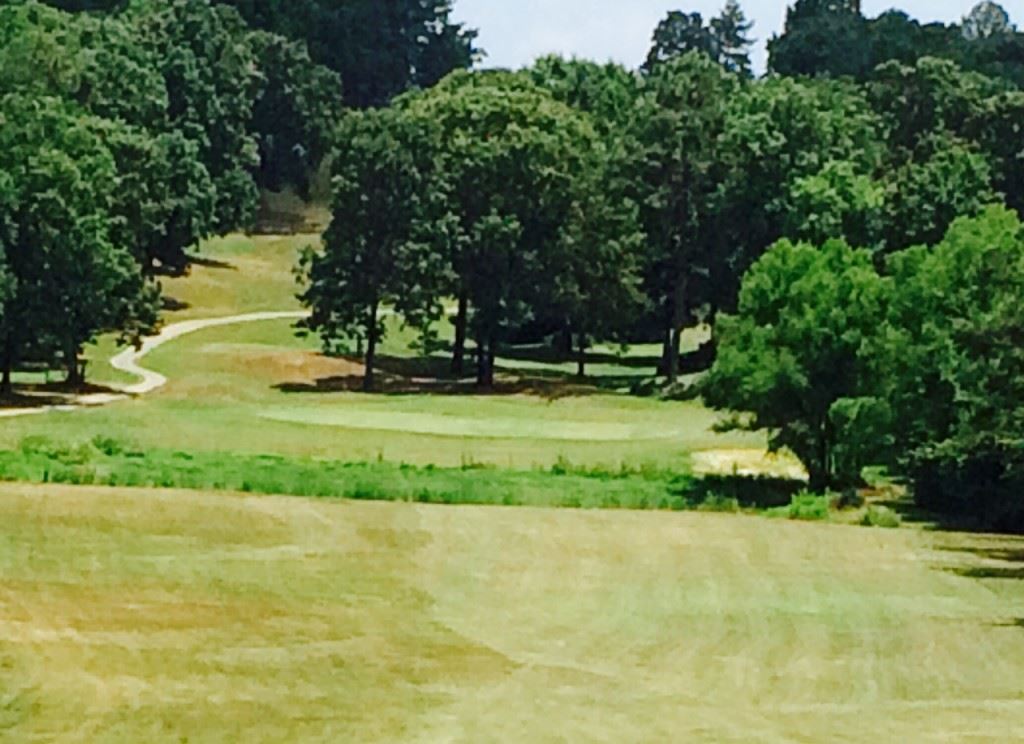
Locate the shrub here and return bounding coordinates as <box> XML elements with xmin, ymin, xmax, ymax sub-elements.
<box><xmin>696</xmin><ymin>493</ymin><xmax>741</xmax><ymax>513</ymax></box>
<box><xmin>861</xmin><ymin>505</ymin><xmax>901</xmax><ymax>529</ymax></box>
<box><xmin>767</xmin><ymin>490</ymin><xmax>831</xmax><ymax>521</ymax></box>
<box><xmin>92</xmin><ymin>435</ymin><xmax>129</xmax><ymax>457</ymax></box>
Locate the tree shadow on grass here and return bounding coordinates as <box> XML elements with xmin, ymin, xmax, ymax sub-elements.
<box><xmin>161</xmin><ymin>296</ymin><xmax>191</xmax><ymax>312</ymax></box>
<box><xmin>0</xmin><ymin>381</ymin><xmax>123</xmax><ymax>410</ymax></box>
<box><xmin>275</xmin><ymin>371</ymin><xmax>603</xmax><ymax>401</ymax></box>
<box><xmin>886</xmin><ymin>497</ymin><xmax>1024</xmax><ymax>535</ymax></box>
<box><xmin>679</xmin><ymin>474</ymin><xmax>805</xmax><ymax>509</ymax></box>
<box><xmin>187</xmin><ymin>255</ymin><xmax>237</xmax><ymax>271</ymax></box>
<box><xmin>499</xmin><ymin>343</ymin><xmax>662</xmax><ymax>371</ymax></box>
<box><xmin>275</xmin><ymin>353</ymin><xmax>653</xmax><ymax>401</ymax></box>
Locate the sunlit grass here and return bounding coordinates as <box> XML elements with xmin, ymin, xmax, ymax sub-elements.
<box><xmin>3</xmin><ymin>482</ymin><xmax>1024</xmax><ymax>741</ymax></box>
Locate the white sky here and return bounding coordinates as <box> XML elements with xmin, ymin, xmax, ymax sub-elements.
<box><xmin>451</xmin><ymin>1</ymin><xmax>1010</xmax><ymax>74</ymax></box>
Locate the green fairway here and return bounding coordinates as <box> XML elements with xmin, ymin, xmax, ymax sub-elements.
<box><xmin>3</xmin><ymin>482</ymin><xmax>1024</xmax><ymax>742</ymax></box>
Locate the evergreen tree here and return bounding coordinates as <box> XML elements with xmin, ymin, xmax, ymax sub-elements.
<box><xmin>711</xmin><ymin>0</ymin><xmax>755</xmax><ymax>77</ymax></box>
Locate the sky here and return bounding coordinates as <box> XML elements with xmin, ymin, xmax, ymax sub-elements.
<box><xmin>451</xmin><ymin>1</ymin><xmax>992</xmax><ymax>75</ymax></box>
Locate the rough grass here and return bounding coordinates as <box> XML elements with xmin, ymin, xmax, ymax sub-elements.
<box><xmin>3</xmin><ymin>483</ymin><xmax>1024</xmax><ymax>742</ymax></box>
<box><xmin>0</xmin><ymin>438</ymin><xmax>691</xmax><ymax>511</ymax></box>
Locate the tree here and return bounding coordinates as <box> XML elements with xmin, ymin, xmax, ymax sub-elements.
<box><xmin>0</xmin><ymin>2</ymin><xmax>218</xmax><ymax>273</ymax></box>
<box><xmin>100</xmin><ymin>124</ymin><xmax>217</xmax><ymax>274</ymax></box>
<box><xmin>963</xmin><ymin>1</ymin><xmax>1013</xmax><ymax>41</ymax></box>
<box><xmin>0</xmin><ymin>94</ymin><xmax>158</xmax><ymax>390</ymax></box>
<box><xmin>881</xmin><ymin>136</ymin><xmax>996</xmax><ymax>252</ymax></box>
<box><xmin>214</xmin><ymin>0</ymin><xmax>480</xmax><ymax>108</ymax></box>
<box><xmin>878</xmin><ymin>206</ymin><xmax>1024</xmax><ymax>528</ymax></box>
<box><xmin>711</xmin><ymin>0</ymin><xmax>755</xmax><ymax>77</ymax></box>
<box><xmin>400</xmin><ymin>72</ymin><xmax>600</xmax><ymax>386</ymax></box>
<box><xmin>970</xmin><ymin>91</ymin><xmax>1024</xmax><ymax>218</ymax></box>
<box><xmin>644</xmin><ymin>11</ymin><xmax>717</xmax><ymax>73</ymax></box>
<box><xmin>786</xmin><ymin>160</ymin><xmax>884</xmax><ymax>250</ymax></box>
<box><xmin>714</xmin><ymin>76</ymin><xmax>883</xmax><ymax>315</ymax></box>
<box><xmin>632</xmin><ymin>53</ymin><xmax>739</xmax><ymax>382</ymax></box>
<box><xmin>127</xmin><ymin>0</ymin><xmax>262</xmax><ymax>233</ymax></box>
<box><xmin>297</xmin><ymin>108</ymin><xmax>445</xmax><ymax>391</ymax></box>
<box><xmin>768</xmin><ymin>0</ymin><xmax>871</xmax><ymax>79</ymax></box>
<box><xmin>702</xmin><ymin>238</ymin><xmax>888</xmax><ymax>491</ymax></box>
<box><xmin>644</xmin><ymin>2</ymin><xmax>754</xmax><ymax>76</ymax></box>
<box><xmin>249</xmin><ymin>31</ymin><xmax>344</xmax><ymax>195</ymax></box>
<box><xmin>867</xmin><ymin>58</ymin><xmax>999</xmax><ymax>159</ymax></box>
<box><xmin>549</xmin><ymin>182</ymin><xmax>646</xmax><ymax>378</ymax></box>
<box><xmin>767</xmin><ymin>0</ymin><xmax>1024</xmax><ymax>87</ymax></box>
<box><xmin>527</xmin><ymin>56</ymin><xmax>641</xmax><ymax>138</ymax></box>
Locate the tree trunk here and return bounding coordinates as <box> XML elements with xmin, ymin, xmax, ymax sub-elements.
<box><xmin>65</xmin><ymin>345</ymin><xmax>83</xmax><ymax>390</ymax></box>
<box><xmin>666</xmin><ymin>278</ymin><xmax>688</xmax><ymax>384</ymax></box>
<box><xmin>1</xmin><ymin>337</ymin><xmax>12</xmax><ymax>397</ymax></box>
<box><xmin>476</xmin><ymin>335</ymin><xmax>495</xmax><ymax>388</ymax></box>
<box><xmin>363</xmin><ymin>301</ymin><xmax>379</xmax><ymax>392</ymax></box>
<box><xmin>577</xmin><ymin>334</ymin><xmax>587</xmax><ymax>379</ymax></box>
<box><xmin>488</xmin><ymin>343</ymin><xmax>496</xmax><ymax>387</ymax></box>
<box><xmin>808</xmin><ymin>417</ymin><xmax>832</xmax><ymax>493</ymax></box>
<box><xmin>451</xmin><ymin>292</ymin><xmax>468</xmax><ymax>376</ymax></box>
<box><xmin>659</xmin><ymin>327</ymin><xmax>672</xmax><ymax>376</ymax></box>
<box><xmin>560</xmin><ymin>324</ymin><xmax>574</xmax><ymax>356</ymax></box>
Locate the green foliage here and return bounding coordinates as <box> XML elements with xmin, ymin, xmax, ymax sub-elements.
<box><xmin>766</xmin><ymin>490</ymin><xmax>832</xmax><ymax>521</ymax></box>
<box><xmin>882</xmin><ymin>137</ymin><xmax>996</xmax><ymax>251</ymax></box>
<box><xmin>861</xmin><ymin>505</ymin><xmax>902</xmax><ymax>529</ymax></box>
<box><xmin>213</xmin><ymin>0</ymin><xmax>478</xmax><ymax>108</ymax></box>
<box><xmin>399</xmin><ymin>71</ymin><xmax>606</xmax><ymax>385</ymax></box>
<box><xmin>0</xmin><ymin>437</ymin><xmax>689</xmax><ymax>511</ymax></box>
<box><xmin>879</xmin><ymin>207</ymin><xmax>1024</xmax><ymax>529</ymax></box>
<box><xmin>828</xmin><ymin>397</ymin><xmax>894</xmax><ymax>487</ymax></box>
<box><xmin>702</xmin><ymin>238</ymin><xmax>888</xmax><ymax>491</ymax></box>
<box><xmin>768</xmin><ymin>0</ymin><xmax>871</xmax><ymax>80</ymax></box>
<box><xmin>527</xmin><ymin>56</ymin><xmax>641</xmax><ymax>138</ymax></box>
<box><xmin>633</xmin><ymin>52</ymin><xmax>739</xmax><ymax>381</ymax></box>
<box><xmin>248</xmin><ymin>31</ymin><xmax>343</xmax><ymax>196</ymax></box>
<box><xmin>770</xmin><ymin>0</ymin><xmax>1024</xmax><ymax>88</ymax></box>
<box><xmin>127</xmin><ymin>0</ymin><xmax>262</xmax><ymax>233</ymax></box>
<box><xmin>787</xmin><ymin>160</ymin><xmax>885</xmax><ymax>250</ymax></box>
<box><xmin>298</xmin><ymin>107</ymin><xmax>446</xmax><ymax>390</ymax></box>
<box><xmin>0</xmin><ymin>2</ymin><xmax>217</xmax><ymax>273</ymax></box>
<box><xmin>715</xmin><ymin>76</ymin><xmax>884</xmax><ymax>312</ymax></box>
<box><xmin>644</xmin><ymin>1</ymin><xmax>754</xmax><ymax>77</ymax></box>
<box><xmin>0</xmin><ymin>93</ymin><xmax>158</xmax><ymax>385</ymax></box>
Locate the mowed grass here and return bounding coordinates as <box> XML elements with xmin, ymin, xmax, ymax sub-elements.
<box><xmin>1</xmin><ymin>233</ymin><xmax>771</xmax><ymax>470</ymax></box>
<box><xmin>3</xmin><ymin>483</ymin><xmax>1024</xmax><ymax>742</ymax></box>
<box><xmin>0</xmin><ymin>324</ymin><xmax>756</xmax><ymax>467</ymax></box>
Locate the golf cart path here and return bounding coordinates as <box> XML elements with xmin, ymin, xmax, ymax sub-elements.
<box><xmin>0</xmin><ymin>311</ymin><xmax>309</xmax><ymax>419</ymax></box>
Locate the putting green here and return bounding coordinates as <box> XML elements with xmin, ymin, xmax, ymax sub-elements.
<box><xmin>260</xmin><ymin>405</ymin><xmax>696</xmax><ymax>441</ymax></box>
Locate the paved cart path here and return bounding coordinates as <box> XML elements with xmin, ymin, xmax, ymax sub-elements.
<box><xmin>0</xmin><ymin>311</ymin><xmax>309</xmax><ymax>419</ymax></box>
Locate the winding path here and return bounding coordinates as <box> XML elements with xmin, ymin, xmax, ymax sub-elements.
<box><xmin>0</xmin><ymin>311</ymin><xmax>309</xmax><ymax>419</ymax></box>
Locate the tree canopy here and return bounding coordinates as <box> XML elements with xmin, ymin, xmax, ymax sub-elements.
<box><xmin>769</xmin><ymin>0</ymin><xmax>1024</xmax><ymax>87</ymax></box>
<box><xmin>644</xmin><ymin>1</ymin><xmax>754</xmax><ymax>77</ymax></box>
<box><xmin>212</xmin><ymin>0</ymin><xmax>479</xmax><ymax>108</ymax></box>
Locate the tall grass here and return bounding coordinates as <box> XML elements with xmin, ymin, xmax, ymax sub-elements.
<box><xmin>0</xmin><ymin>436</ymin><xmax>691</xmax><ymax>511</ymax></box>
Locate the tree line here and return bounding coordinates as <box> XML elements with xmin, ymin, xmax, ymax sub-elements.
<box><xmin>302</xmin><ymin>1</ymin><xmax>1023</xmax><ymax>388</ymax></box>
<box><xmin>297</xmin><ymin>0</ymin><xmax>1024</xmax><ymax>528</ymax></box>
<box><xmin>769</xmin><ymin>0</ymin><xmax>1024</xmax><ymax>87</ymax></box>
<box><xmin>0</xmin><ymin>0</ymin><xmax>473</xmax><ymax>391</ymax></box>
